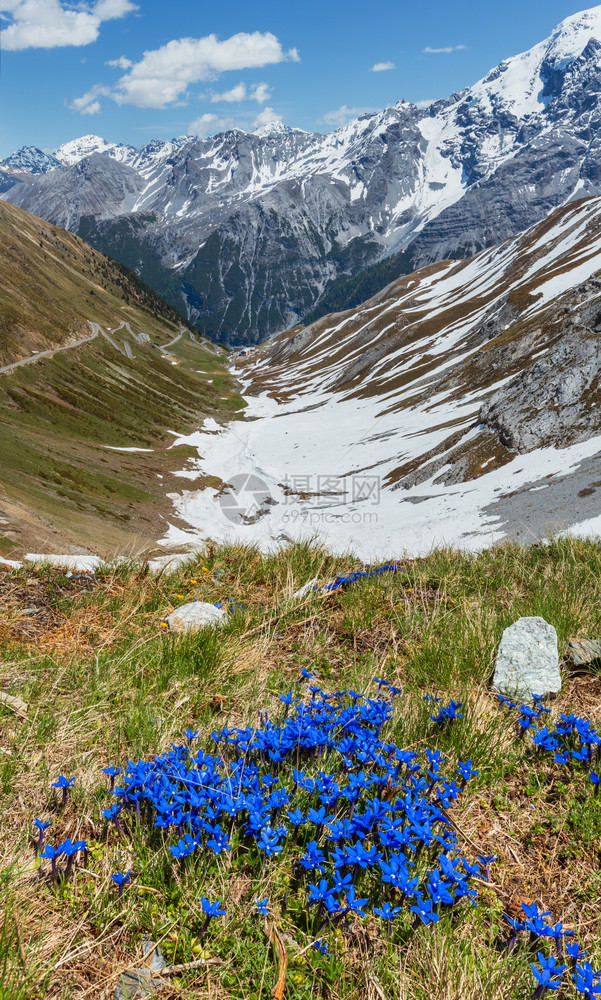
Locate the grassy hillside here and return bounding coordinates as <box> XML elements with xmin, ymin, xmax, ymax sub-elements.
<box><xmin>0</xmin><ymin>201</ymin><xmax>189</xmax><ymax>366</ymax></box>
<box><xmin>1</xmin><ymin>538</ymin><xmax>600</xmax><ymax>999</ymax></box>
<box><xmin>0</xmin><ymin>202</ymin><xmax>244</xmax><ymax>556</ymax></box>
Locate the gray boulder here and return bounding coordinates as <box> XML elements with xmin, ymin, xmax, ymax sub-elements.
<box><xmin>493</xmin><ymin>616</ymin><xmax>561</xmax><ymax>700</ymax></box>
<box><xmin>163</xmin><ymin>601</ymin><xmax>227</xmax><ymax>634</ymax></box>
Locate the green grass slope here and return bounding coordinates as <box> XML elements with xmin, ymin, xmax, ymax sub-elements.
<box><xmin>0</xmin><ymin>202</ymin><xmax>244</xmax><ymax>556</ymax></box>
<box><xmin>0</xmin><ymin>201</ymin><xmax>190</xmax><ymax>366</ymax></box>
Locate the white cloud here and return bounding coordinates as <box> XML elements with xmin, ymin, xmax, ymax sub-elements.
<box><xmin>414</xmin><ymin>98</ymin><xmax>438</xmax><ymax>108</ymax></box>
<box><xmin>321</xmin><ymin>104</ymin><xmax>378</xmax><ymax>128</ymax></box>
<box><xmin>112</xmin><ymin>31</ymin><xmax>298</xmax><ymax>109</ymax></box>
<box><xmin>93</xmin><ymin>0</ymin><xmax>133</xmax><ymax>16</ymax></box>
<box><xmin>423</xmin><ymin>44</ymin><xmax>467</xmax><ymax>54</ymax></box>
<box><xmin>210</xmin><ymin>81</ymin><xmax>248</xmax><ymax>103</ymax></box>
<box><xmin>0</xmin><ymin>0</ymin><xmax>137</xmax><ymax>51</ymax></box>
<box><xmin>68</xmin><ymin>83</ymin><xmax>110</xmax><ymax>114</ymax></box>
<box><xmin>106</xmin><ymin>55</ymin><xmax>132</xmax><ymax>69</ymax></box>
<box><xmin>370</xmin><ymin>61</ymin><xmax>395</xmax><ymax>72</ymax></box>
<box><xmin>250</xmin><ymin>82</ymin><xmax>271</xmax><ymax>104</ymax></box>
<box><xmin>210</xmin><ymin>81</ymin><xmax>272</xmax><ymax>104</ymax></box>
<box><xmin>188</xmin><ymin>112</ymin><xmax>235</xmax><ymax>138</ymax></box>
<box><xmin>253</xmin><ymin>106</ymin><xmax>283</xmax><ymax>128</ymax></box>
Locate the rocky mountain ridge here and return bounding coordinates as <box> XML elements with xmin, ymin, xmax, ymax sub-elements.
<box><xmin>5</xmin><ymin>7</ymin><xmax>601</xmax><ymax>343</ymax></box>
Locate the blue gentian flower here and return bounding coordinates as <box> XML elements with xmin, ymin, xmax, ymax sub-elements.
<box><xmin>33</xmin><ymin>818</ymin><xmax>53</xmax><ymax>848</ymax></box>
<box><xmin>102</xmin><ymin>766</ymin><xmax>121</xmax><ymax>791</ymax></box>
<box><xmin>51</xmin><ymin>775</ymin><xmax>76</xmax><ymax>807</ymax></box>
<box><xmin>374</xmin><ymin>901</ymin><xmax>402</xmax><ymax>935</ymax></box>
<box><xmin>257</xmin><ymin>826</ymin><xmax>283</xmax><ymax>857</ymax></box>
<box><xmin>299</xmin><ymin>840</ymin><xmax>326</xmax><ymax>872</ymax></box>
<box><xmin>410</xmin><ymin>896</ymin><xmax>440</xmax><ymax>925</ymax></box>
<box><xmin>344</xmin><ymin>886</ymin><xmax>367</xmax><ymax>914</ymax></box>
<box><xmin>573</xmin><ymin>961</ymin><xmax>601</xmax><ymax>997</ymax></box>
<box><xmin>307</xmin><ymin>879</ymin><xmax>333</xmax><ymax>905</ymax></box>
<box><xmin>456</xmin><ymin>760</ymin><xmax>479</xmax><ymax>786</ymax></box>
<box><xmin>530</xmin><ymin>952</ymin><xmax>567</xmax><ymax>993</ymax></box>
<box><xmin>207</xmin><ymin>828</ymin><xmax>230</xmax><ymax>854</ymax></box>
<box><xmin>169</xmin><ymin>835</ymin><xmax>197</xmax><ymax>860</ymax></box>
<box><xmin>102</xmin><ymin>803</ymin><xmax>124</xmax><ymax>836</ymax></box>
<box><xmin>287</xmin><ymin>808</ymin><xmax>304</xmax><ymax>829</ymax></box>
<box><xmin>39</xmin><ymin>843</ymin><xmax>61</xmax><ymax>878</ymax></box>
<box><xmin>567</xmin><ymin>941</ymin><xmax>588</xmax><ymax>964</ymax></box>
<box><xmin>111</xmin><ymin>871</ymin><xmax>131</xmax><ymax>903</ymax></box>
<box><xmin>201</xmin><ymin>897</ymin><xmax>226</xmax><ymax>918</ymax></box>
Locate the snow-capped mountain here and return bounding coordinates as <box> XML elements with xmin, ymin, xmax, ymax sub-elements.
<box><xmin>1</xmin><ymin>146</ymin><xmax>61</xmax><ymax>174</ymax></box>
<box><xmin>0</xmin><ymin>146</ymin><xmax>62</xmax><ymax>192</ymax></box>
<box><xmin>51</xmin><ymin>133</ymin><xmax>194</xmax><ymax>171</ymax></box>
<box><xmin>5</xmin><ymin>7</ymin><xmax>601</xmax><ymax>343</ymax></box>
<box><xmin>165</xmin><ymin>193</ymin><xmax>601</xmax><ymax>557</ymax></box>
<box><xmin>53</xmin><ymin>134</ymin><xmax>136</xmax><ymax>167</ymax></box>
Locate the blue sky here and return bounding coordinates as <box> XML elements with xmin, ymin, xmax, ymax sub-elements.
<box><xmin>0</xmin><ymin>1</ymin><xmax>595</xmax><ymax>157</ymax></box>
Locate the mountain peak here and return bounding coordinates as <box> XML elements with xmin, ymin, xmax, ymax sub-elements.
<box><xmin>464</xmin><ymin>4</ymin><xmax>601</xmax><ymax>119</ymax></box>
<box><xmin>252</xmin><ymin>121</ymin><xmax>299</xmax><ymax>139</ymax></box>
<box><xmin>0</xmin><ymin>146</ymin><xmax>60</xmax><ymax>174</ymax></box>
<box><xmin>549</xmin><ymin>5</ymin><xmax>601</xmax><ymax>66</ymax></box>
<box><xmin>54</xmin><ymin>134</ymin><xmax>134</xmax><ymax>166</ymax></box>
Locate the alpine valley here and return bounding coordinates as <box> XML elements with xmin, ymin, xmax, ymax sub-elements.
<box><xmin>5</xmin><ymin>7</ymin><xmax>601</xmax><ymax>346</ymax></box>
<box><xmin>5</xmin><ymin>7</ymin><xmax>601</xmax><ymax>560</ymax></box>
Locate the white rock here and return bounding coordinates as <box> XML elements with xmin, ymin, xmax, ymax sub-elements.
<box><xmin>493</xmin><ymin>616</ymin><xmax>561</xmax><ymax>700</ymax></box>
<box><xmin>164</xmin><ymin>601</ymin><xmax>227</xmax><ymax>634</ymax></box>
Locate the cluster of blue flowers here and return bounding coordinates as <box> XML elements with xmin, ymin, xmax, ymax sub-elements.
<box><xmin>495</xmin><ymin>694</ymin><xmax>601</xmax><ymax>996</ymax></box>
<box><xmin>318</xmin><ymin>563</ymin><xmax>402</xmax><ymax>593</ymax></box>
<box><xmin>505</xmin><ymin>903</ymin><xmax>601</xmax><ymax>998</ymax></box>
<box><xmin>425</xmin><ymin>696</ymin><xmax>464</xmax><ymax>727</ymax></box>
<box><xmin>96</xmin><ymin>672</ymin><xmax>483</xmax><ymax>943</ymax></box>
<box><xmin>34</xmin><ymin>777</ymin><xmax>88</xmax><ymax>880</ymax></box>
<box><xmin>496</xmin><ymin>694</ymin><xmax>601</xmax><ymax>789</ymax></box>
<box><xmin>213</xmin><ymin>598</ymin><xmax>245</xmax><ymax>611</ymax></box>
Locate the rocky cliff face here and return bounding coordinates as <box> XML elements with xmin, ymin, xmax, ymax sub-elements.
<box><xmin>479</xmin><ymin>303</ymin><xmax>601</xmax><ymax>453</ymax></box>
<box><xmin>5</xmin><ymin>9</ymin><xmax>601</xmax><ymax>343</ymax></box>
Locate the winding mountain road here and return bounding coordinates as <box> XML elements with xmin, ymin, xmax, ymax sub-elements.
<box><xmin>0</xmin><ymin>330</ymin><xmax>96</xmax><ymax>375</ymax></box>
<box><xmin>0</xmin><ymin>322</ymin><xmax>192</xmax><ymax>375</ymax></box>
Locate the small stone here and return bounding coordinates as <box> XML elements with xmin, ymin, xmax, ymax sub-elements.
<box><xmin>492</xmin><ymin>616</ymin><xmax>561</xmax><ymax>700</ymax></box>
<box><xmin>114</xmin><ymin>940</ymin><xmax>166</xmax><ymax>999</ymax></box>
<box><xmin>567</xmin><ymin>637</ymin><xmax>601</xmax><ymax>667</ymax></box>
<box><xmin>142</xmin><ymin>939</ymin><xmax>166</xmax><ymax>973</ymax></box>
<box><xmin>114</xmin><ymin>969</ymin><xmax>153</xmax><ymax>999</ymax></box>
<box><xmin>163</xmin><ymin>601</ymin><xmax>227</xmax><ymax>634</ymax></box>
